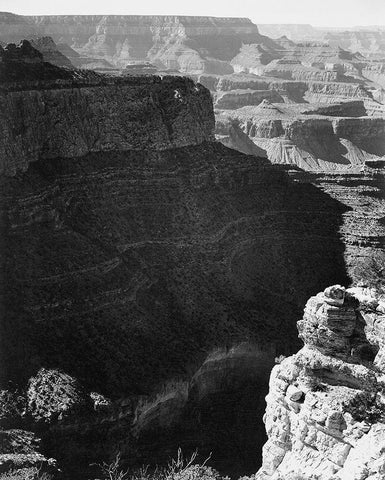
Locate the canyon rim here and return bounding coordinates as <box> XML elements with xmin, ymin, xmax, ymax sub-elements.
<box><xmin>0</xmin><ymin>1</ymin><xmax>384</xmax><ymax>480</ymax></box>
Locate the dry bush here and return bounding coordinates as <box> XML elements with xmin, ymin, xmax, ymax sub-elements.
<box><xmin>0</xmin><ymin>467</ymin><xmax>53</xmax><ymax>480</ymax></box>
<box><xmin>94</xmin><ymin>449</ymin><xmax>227</xmax><ymax>480</ymax></box>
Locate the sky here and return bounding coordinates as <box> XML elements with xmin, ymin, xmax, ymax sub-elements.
<box><xmin>0</xmin><ymin>0</ymin><xmax>384</xmax><ymax>28</ymax></box>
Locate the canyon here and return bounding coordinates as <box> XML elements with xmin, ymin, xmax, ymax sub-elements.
<box><xmin>0</xmin><ymin>13</ymin><xmax>384</xmax><ymax>480</ymax></box>
<box><xmin>1</xmin><ymin>14</ymin><xmax>385</xmax><ymax>174</ymax></box>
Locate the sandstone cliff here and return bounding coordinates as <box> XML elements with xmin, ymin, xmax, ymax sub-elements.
<box><xmin>257</xmin><ymin>285</ymin><xmax>385</xmax><ymax>480</ymax></box>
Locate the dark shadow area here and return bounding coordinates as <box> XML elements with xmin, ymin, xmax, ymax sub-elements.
<box><xmin>0</xmin><ymin>142</ymin><xmax>350</xmax><ymax>478</ymax></box>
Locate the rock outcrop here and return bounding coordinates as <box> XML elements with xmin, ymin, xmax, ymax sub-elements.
<box><xmin>257</xmin><ymin>285</ymin><xmax>385</xmax><ymax>480</ymax></box>
<box><xmin>0</xmin><ymin>62</ymin><xmax>214</xmax><ymax>175</ymax></box>
<box><xmin>29</xmin><ymin>36</ymin><xmax>73</xmax><ymax>68</ymax></box>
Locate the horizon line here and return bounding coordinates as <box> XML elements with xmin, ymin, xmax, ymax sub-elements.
<box><xmin>0</xmin><ymin>10</ymin><xmax>384</xmax><ymax>29</ymax></box>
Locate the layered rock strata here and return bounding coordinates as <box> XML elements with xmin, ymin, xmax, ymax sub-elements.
<box><xmin>257</xmin><ymin>285</ymin><xmax>385</xmax><ymax>480</ymax></box>
<box><xmin>0</xmin><ymin>70</ymin><xmax>214</xmax><ymax>176</ymax></box>
<box><xmin>216</xmin><ymin>101</ymin><xmax>385</xmax><ymax>171</ymax></box>
<box><xmin>0</xmin><ymin>14</ymin><xmax>275</xmax><ymax>72</ymax></box>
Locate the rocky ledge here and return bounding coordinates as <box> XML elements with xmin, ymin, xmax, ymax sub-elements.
<box><xmin>257</xmin><ymin>285</ymin><xmax>385</xmax><ymax>480</ymax></box>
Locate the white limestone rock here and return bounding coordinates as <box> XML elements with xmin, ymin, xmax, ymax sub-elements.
<box><xmin>256</xmin><ymin>286</ymin><xmax>385</xmax><ymax>480</ymax></box>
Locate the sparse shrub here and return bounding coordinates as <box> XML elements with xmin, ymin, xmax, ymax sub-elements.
<box><xmin>97</xmin><ymin>453</ymin><xmax>129</xmax><ymax>480</ymax></box>
<box><xmin>27</xmin><ymin>368</ymin><xmax>90</xmax><ymax>424</ymax></box>
<box><xmin>301</xmin><ymin>375</ymin><xmax>327</xmax><ymax>393</ymax></box>
<box><xmin>297</xmin><ymin>367</ymin><xmax>328</xmax><ymax>393</ymax></box>
<box><xmin>279</xmin><ymin>474</ymin><xmax>308</xmax><ymax>480</ymax></box>
<box><xmin>274</xmin><ymin>355</ymin><xmax>287</xmax><ymax>365</ymax></box>
<box><xmin>94</xmin><ymin>449</ymin><xmax>228</xmax><ymax>480</ymax></box>
<box><xmin>0</xmin><ymin>467</ymin><xmax>53</xmax><ymax>480</ymax></box>
<box><xmin>344</xmin><ymin>393</ymin><xmax>385</xmax><ymax>424</ymax></box>
<box><xmin>352</xmin><ymin>257</ymin><xmax>385</xmax><ymax>294</ymax></box>
<box><xmin>0</xmin><ymin>390</ymin><xmax>26</xmax><ymax>428</ymax></box>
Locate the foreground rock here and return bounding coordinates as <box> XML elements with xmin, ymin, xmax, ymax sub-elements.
<box><xmin>257</xmin><ymin>285</ymin><xmax>385</xmax><ymax>480</ymax></box>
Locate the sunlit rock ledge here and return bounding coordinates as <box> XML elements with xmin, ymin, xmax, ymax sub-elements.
<box><xmin>257</xmin><ymin>285</ymin><xmax>385</xmax><ymax>480</ymax></box>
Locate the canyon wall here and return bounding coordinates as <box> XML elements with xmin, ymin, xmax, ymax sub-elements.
<box><xmin>0</xmin><ymin>14</ymin><xmax>274</xmax><ymax>71</ymax></box>
<box><xmin>1</xmin><ymin>38</ymin><xmax>384</xmax><ymax>478</ymax></box>
<box><xmin>215</xmin><ymin>99</ymin><xmax>385</xmax><ymax>171</ymax></box>
<box><xmin>0</xmin><ymin>74</ymin><xmax>214</xmax><ymax>175</ymax></box>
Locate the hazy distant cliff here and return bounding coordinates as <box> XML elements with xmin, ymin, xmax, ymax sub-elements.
<box><xmin>0</xmin><ymin>13</ymin><xmax>274</xmax><ymax>71</ymax></box>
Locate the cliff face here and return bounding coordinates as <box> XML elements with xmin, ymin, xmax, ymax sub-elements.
<box><xmin>217</xmin><ymin>102</ymin><xmax>385</xmax><ymax>171</ymax></box>
<box><xmin>0</xmin><ymin>74</ymin><xmax>214</xmax><ymax>175</ymax></box>
<box><xmin>257</xmin><ymin>285</ymin><xmax>385</xmax><ymax>480</ymax></box>
<box><xmin>362</xmin><ymin>63</ymin><xmax>385</xmax><ymax>89</ymax></box>
<box><xmin>0</xmin><ymin>14</ymin><xmax>273</xmax><ymax>71</ymax></box>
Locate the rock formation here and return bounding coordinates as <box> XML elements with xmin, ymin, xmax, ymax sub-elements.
<box><xmin>257</xmin><ymin>24</ymin><xmax>385</xmax><ymax>59</ymax></box>
<box><xmin>2</xmin><ymin>14</ymin><xmax>385</xmax><ymax>167</ymax></box>
<box><xmin>0</xmin><ymin>68</ymin><xmax>214</xmax><ymax>176</ymax></box>
<box><xmin>0</xmin><ymin>14</ymin><xmax>276</xmax><ymax>72</ymax></box>
<box><xmin>324</xmin><ymin>30</ymin><xmax>385</xmax><ymax>59</ymax></box>
<box><xmin>216</xmin><ymin>101</ymin><xmax>385</xmax><ymax>171</ymax></box>
<box><xmin>257</xmin><ymin>285</ymin><xmax>385</xmax><ymax>480</ymax></box>
<box><xmin>257</xmin><ymin>24</ymin><xmax>321</xmax><ymax>42</ymax></box>
<box><xmin>29</xmin><ymin>36</ymin><xmax>73</xmax><ymax>68</ymax></box>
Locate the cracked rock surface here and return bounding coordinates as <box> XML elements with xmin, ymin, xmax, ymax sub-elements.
<box><xmin>257</xmin><ymin>285</ymin><xmax>385</xmax><ymax>480</ymax></box>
